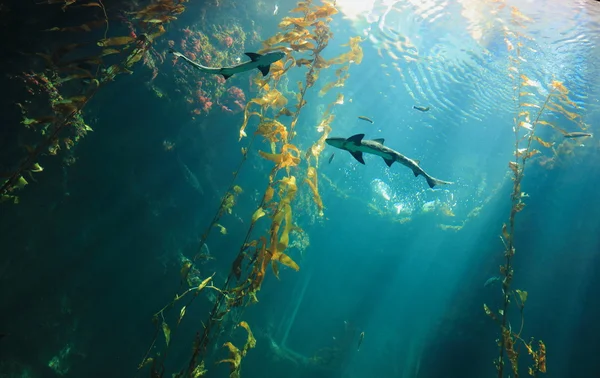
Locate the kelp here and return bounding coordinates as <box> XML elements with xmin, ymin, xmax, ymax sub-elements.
<box><xmin>479</xmin><ymin>6</ymin><xmax>589</xmax><ymax>377</ymax></box>
<box><xmin>137</xmin><ymin>1</ymin><xmax>363</xmax><ymax>377</ymax></box>
<box><xmin>0</xmin><ymin>0</ymin><xmax>187</xmax><ymax>204</ymax></box>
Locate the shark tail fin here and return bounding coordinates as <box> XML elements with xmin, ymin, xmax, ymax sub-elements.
<box><xmin>425</xmin><ymin>175</ymin><xmax>453</xmax><ymax>189</ymax></box>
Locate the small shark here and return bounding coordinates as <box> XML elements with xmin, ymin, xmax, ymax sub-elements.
<box><xmin>325</xmin><ymin>133</ymin><xmax>453</xmax><ymax>188</ymax></box>
<box><xmin>169</xmin><ymin>49</ymin><xmax>285</xmax><ymax>80</ymax></box>
<box><xmin>177</xmin><ymin>155</ymin><xmax>204</xmax><ymax>195</ymax></box>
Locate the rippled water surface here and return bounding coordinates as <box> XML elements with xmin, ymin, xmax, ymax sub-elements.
<box><xmin>337</xmin><ymin>0</ymin><xmax>600</xmax><ymax>126</ymax></box>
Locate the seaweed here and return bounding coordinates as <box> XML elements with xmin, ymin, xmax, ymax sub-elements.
<box><xmin>0</xmin><ymin>0</ymin><xmax>188</xmax><ymax>204</ymax></box>
<box><xmin>138</xmin><ymin>1</ymin><xmax>363</xmax><ymax>377</ymax></box>
<box><xmin>482</xmin><ymin>6</ymin><xmax>584</xmax><ymax>377</ymax></box>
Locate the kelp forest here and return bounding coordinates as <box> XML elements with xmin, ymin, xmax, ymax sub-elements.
<box><xmin>0</xmin><ymin>0</ymin><xmax>597</xmax><ymax>378</ymax></box>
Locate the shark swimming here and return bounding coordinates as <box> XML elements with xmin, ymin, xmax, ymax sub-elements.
<box><xmin>325</xmin><ymin>133</ymin><xmax>453</xmax><ymax>188</ymax></box>
<box><xmin>169</xmin><ymin>49</ymin><xmax>285</xmax><ymax>80</ymax></box>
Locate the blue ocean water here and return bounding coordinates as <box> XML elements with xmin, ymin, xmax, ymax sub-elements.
<box><xmin>1</xmin><ymin>1</ymin><xmax>599</xmax><ymax>378</ymax></box>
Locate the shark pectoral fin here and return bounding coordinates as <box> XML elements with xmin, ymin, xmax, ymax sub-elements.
<box><xmin>383</xmin><ymin>158</ymin><xmax>394</xmax><ymax>167</ymax></box>
<box><xmin>414</xmin><ymin>171</ymin><xmax>419</xmax><ymax>177</ymax></box>
<box><xmin>258</xmin><ymin>65</ymin><xmax>270</xmax><ymax>76</ymax></box>
<box><xmin>350</xmin><ymin>151</ymin><xmax>365</xmax><ymax>164</ymax></box>
<box><xmin>222</xmin><ymin>73</ymin><xmax>233</xmax><ymax>80</ymax></box>
<box><xmin>347</xmin><ymin>134</ymin><xmax>365</xmax><ymax>145</ymax></box>
<box><xmin>245</xmin><ymin>52</ymin><xmax>262</xmax><ymax>61</ymax></box>
<box><xmin>372</xmin><ymin>138</ymin><xmax>385</xmax><ymax>144</ymax></box>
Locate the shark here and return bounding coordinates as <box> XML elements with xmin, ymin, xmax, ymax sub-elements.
<box><xmin>169</xmin><ymin>49</ymin><xmax>285</xmax><ymax>80</ymax></box>
<box><xmin>325</xmin><ymin>133</ymin><xmax>453</xmax><ymax>188</ymax></box>
<box><xmin>177</xmin><ymin>154</ymin><xmax>204</xmax><ymax>195</ymax></box>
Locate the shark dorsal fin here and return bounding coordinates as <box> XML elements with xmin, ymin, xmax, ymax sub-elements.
<box><xmin>245</xmin><ymin>52</ymin><xmax>262</xmax><ymax>62</ymax></box>
<box><xmin>414</xmin><ymin>159</ymin><xmax>420</xmax><ymax>165</ymax></box>
<box><xmin>350</xmin><ymin>151</ymin><xmax>365</xmax><ymax>164</ymax></box>
<box><xmin>372</xmin><ymin>138</ymin><xmax>385</xmax><ymax>144</ymax></box>
<box><xmin>347</xmin><ymin>134</ymin><xmax>365</xmax><ymax>145</ymax></box>
<box><xmin>258</xmin><ymin>65</ymin><xmax>270</xmax><ymax>76</ymax></box>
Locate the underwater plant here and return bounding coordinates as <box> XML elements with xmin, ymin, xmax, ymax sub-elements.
<box><xmin>0</xmin><ymin>0</ymin><xmax>188</xmax><ymax>205</ymax></box>
<box><xmin>483</xmin><ymin>6</ymin><xmax>586</xmax><ymax>378</ymax></box>
<box><xmin>170</xmin><ymin>22</ymin><xmax>249</xmax><ymax>118</ymax></box>
<box><xmin>139</xmin><ymin>1</ymin><xmax>363</xmax><ymax>377</ymax></box>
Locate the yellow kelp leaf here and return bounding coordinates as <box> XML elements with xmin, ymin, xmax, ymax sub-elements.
<box><xmin>290</xmin><ymin>41</ymin><xmax>316</xmax><ymax>51</ymax></box>
<box><xmin>0</xmin><ymin>195</ymin><xmax>19</xmax><ymax>204</ymax></box>
<box><xmin>277</xmin><ymin>203</ymin><xmax>293</xmax><ymax>251</ymax></box>
<box><xmin>191</xmin><ymin>361</ymin><xmax>207</xmax><ymax>377</ymax></box>
<box><xmin>278</xmin><ymin>253</ymin><xmax>300</xmax><ymax>271</ymax></box>
<box><xmin>21</xmin><ymin>116</ymin><xmax>56</xmax><ymax>126</ymax></box>
<box><xmin>14</xmin><ymin>176</ymin><xmax>28</xmax><ymax>190</ymax></box>
<box><xmin>233</xmin><ymin>185</ymin><xmax>243</xmax><ymax>194</ymax></box>
<box><xmin>524</xmin><ymin>149</ymin><xmax>540</xmax><ymax>159</ymax></box>
<box><xmin>216</xmin><ymin>224</ymin><xmax>227</xmax><ymax>235</ymax></box>
<box><xmin>259</xmin><ymin>144</ymin><xmax>301</xmax><ymax>168</ymax></box>
<box><xmin>521</xmin><ymin>103</ymin><xmax>540</xmax><ymax>109</ymax></box>
<box><xmin>516</xmin><ymin>289</ymin><xmax>528</xmax><ymax>305</ymax></box>
<box><xmin>197</xmin><ymin>273</ymin><xmax>215</xmax><ymax>292</ymax></box>
<box><xmin>550</xmin><ymin>80</ymin><xmax>568</xmax><ymax>94</ymax></box>
<box><xmin>239</xmin><ymin>321</ymin><xmax>257</xmax><ymax>350</ymax></box>
<box><xmin>518</xmin><ymin>121</ymin><xmax>533</xmax><ymax>130</ymax></box>
<box><xmin>217</xmin><ymin>342</ymin><xmax>241</xmax><ymax>370</ymax></box>
<box><xmin>304</xmin><ymin>167</ymin><xmax>323</xmax><ymax>214</ymax></box>
<box><xmin>279</xmin><ymin>17</ymin><xmax>314</xmax><ymax>28</ymax></box>
<box><xmin>329</xmin><ymin>36</ymin><xmax>364</xmax><ymax>65</ymax></box>
<box><xmin>290</xmin><ymin>2</ymin><xmax>310</xmax><ymax>13</ymax></box>
<box><xmin>178</xmin><ymin>306</ymin><xmax>186</xmax><ymax>325</ymax></box>
<box><xmin>262</xmin><ymin>187</ymin><xmax>275</xmax><ymax>204</ymax></box>
<box><xmin>100</xmin><ymin>48</ymin><xmax>120</xmax><ymax>56</ymax></box>
<box><xmin>98</xmin><ymin>36</ymin><xmax>135</xmax><ymax>47</ymax></box>
<box><xmin>259</xmin><ymin>151</ymin><xmax>283</xmax><ymax>164</ymax></box>
<box><xmin>271</xmin><ymin>260</ymin><xmax>279</xmax><ymax>279</ymax></box>
<box><xmin>30</xmin><ymin>163</ymin><xmax>44</xmax><ymax>173</ymax></box>
<box><xmin>312</xmin><ymin>2</ymin><xmax>338</xmax><ymax>18</ymax></box>
<box><xmin>252</xmin><ymin>207</ymin><xmax>266</xmax><ymax>223</ymax></box>
<box><xmin>502</xmin><ymin>223</ymin><xmax>510</xmax><ymax>240</ymax></box>
<box><xmin>508</xmin><ymin>161</ymin><xmax>519</xmax><ymax>176</ymax></box>
<box><xmin>180</xmin><ymin>261</ymin><xmax>192</xmax><ymax>283</ymax></box>
<box><xmin>260</xmin><ymin>89</ymin><xmax>288</xmax><ymax>108</ymax></box>
<box><xmin>256</xmin><ymin>120</ymin><xmax>288</xmax><ymax>143</ymax></box>
<box><xmin>546</xmin><ymin>102</ymin><xmax>579</xmax><ymax>121</ymax></box>
<box><xmin>533</xmin><ymin>136</ymin><xmax>554</xmax><ymax>148</ymax></box>
<box><xmin>483</xmin><ymin>303</ymin><xmax>498</xmax><ymax>322</ymax></box>
<box><xmin>238</xmin><ymin>107</ymin><xmax>261</xmax><ymax>140</ymax></box>
<box><xmin>280</xmin><ymin>176</ymin><xmax>298</xmax><ymax>198</ymax></box>
<box><xmin>269</xmin><ymin>60</ymin><xmax>287</xmax><ymax>81</ymax></box>
<box><xmin>162</xmin><ymin>321</ymin><xmax>171</xmax><ymax>346</ymax></box>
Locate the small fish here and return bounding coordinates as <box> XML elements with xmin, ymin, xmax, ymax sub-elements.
<box><xmin>358</xmin><ymin>116</ymin><xmax>374</xmax><ymax>124</ymax></box>
<box><xmin>357</xmin><ymin>331</ymin><xmax>365</xmax><ymax>351</ymax></box>
<box><xmin>273</xmin><ymin>4</ymin><xmax>279</xmax><ymax>15</ymax></box>
<box><xmin>413</xmin><ymin>105</ymin><xmax>430</xmax><ymax>112</ymax></box>
<box><xmin>564</xmin><ymin>132</ymin><xmax>593</xmax><ymax>139</ymax></box>
<box><xmin>328</xmin><ymin>153</ymin><xmax>335</xmax><ymax>164</ymax></box>
<box><xmin>484</xmin><ymin>276</ymin><xmax>502</xmax><ymax>287</ymax></box>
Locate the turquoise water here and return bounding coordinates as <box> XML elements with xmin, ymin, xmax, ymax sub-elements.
<box><xmin>1</xmin><ymin>0</ymin><xmax>599</xmax><ymax>377</ymax></box>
